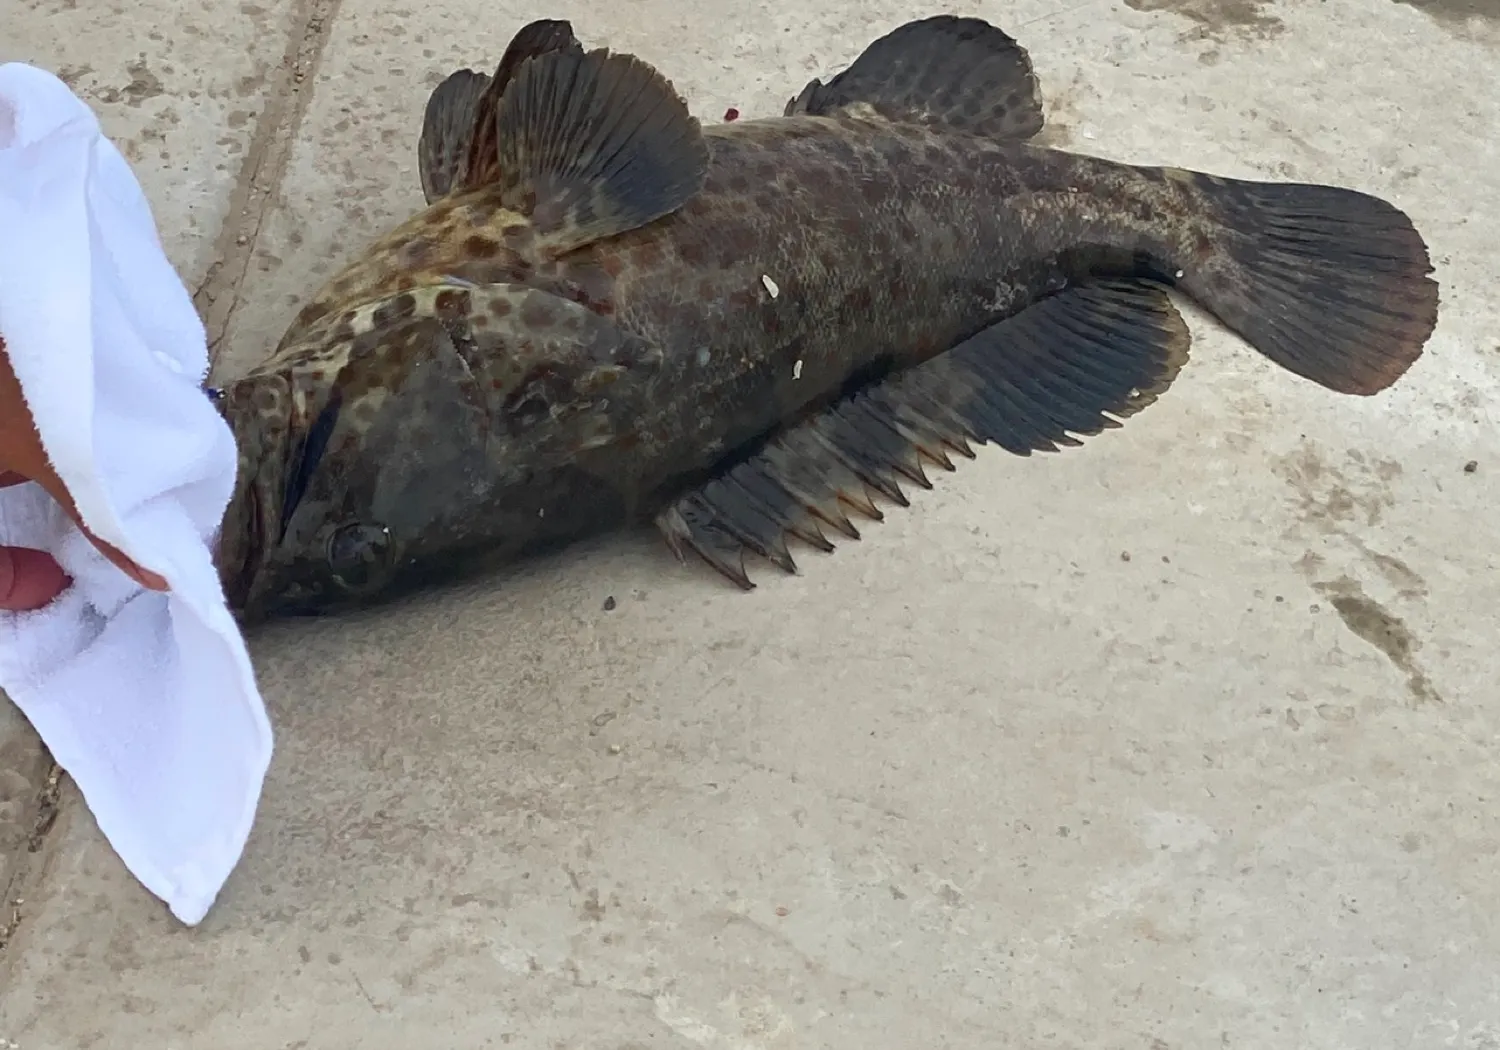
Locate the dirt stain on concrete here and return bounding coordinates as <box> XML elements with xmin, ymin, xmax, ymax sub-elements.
<box><xmin>1315</xmin><ymin>576</ymin><xmax>1441</xmax><ymax>705</ymax></box>
<box><xmin>1393</xmin><ymin>0</ymin><xmax>1500</xmax><ymax>26</ymax></box>
<box><xmin>1122</xmin><ymin>0</ymin><xmax>1285</xmax><ymax>41</ymax></box>
<box><xmin>1033</xmin><ymin>70</ymin><xmax>1092</xmax><ymax>148</ymax></box>
<box><xmin>1275</xmin><ymin>442</ymin><xmax>1400</xmax><ymax>529</ymax></box>
<box><xmin>96</xmin><ymin>59</ymin><xmax>165</xmax><ymax>107</ymax></box>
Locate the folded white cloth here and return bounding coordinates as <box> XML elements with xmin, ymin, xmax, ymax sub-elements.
<box><xmin>0</xmin><ymin>63</ymin><xmax>272</xmax><ymax>925</ymax></box>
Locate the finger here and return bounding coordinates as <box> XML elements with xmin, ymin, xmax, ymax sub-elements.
<box><xmin>0</xmin><ymin>546</ymin><xmax>70</xmax><ymax>612</ymax></box>
<box><xmin>18</xmin><ymin>471</ymin><xmax>169</xmax><ymax>592</ymax></box>
<box><xmin>79</xmin><ymin>526</ymin><xmax>170</xmax><ymax>592</ymax></box>
<box><xmin>0</xmin><ymin>471</ymin><xmax>29</xmax><ymax>488</ymax></box>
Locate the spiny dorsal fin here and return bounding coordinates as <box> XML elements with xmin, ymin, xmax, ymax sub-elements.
<box><xmin>418</xmin><ymin>69</ymin><xmax>490</xmax><ymax>203</ymax></box>
<box><xmin>655</xmin><ymin>280</ymin><xmax>1191</xmax><ymax>590</ymax></box>
<box><xmin>784</xmin><ymin>15</ymin><xmax>1046</xmax><ymax>142</ymax></box>
<box><xmin>493</xmin><ymin>46</ymin><xmax>710</xmax><ymax>256</ymax></box>
<box><xmin>463</xmin><ymin>19</ymin><xmax>584</xmax><ymax>192</ymax></box>
<box><xmin>416</xmin><ymin>19</ymin><xmax>583</xmax><ymax>203</ymax></box>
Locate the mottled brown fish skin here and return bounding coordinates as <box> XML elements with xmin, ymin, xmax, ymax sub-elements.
<box><xmin>216</xmin><ymin>117</ymin><xmax>1199</xmax><ymax>620</ymax></box>
<box><xmin>214</xmin><ymin>19</ymin><xmax>1435</xmax><ymax>621</ymax></box>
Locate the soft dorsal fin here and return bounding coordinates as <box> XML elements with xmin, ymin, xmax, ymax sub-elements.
<box><xmin>784</xmin><ymin>15</ymin><xmax>1046</xmax><ymax>143</ymax></box>
<box><xmin>490</xmin><ymin>46</ymin><xmax>710</xmax><ymax>256</ymax></box>
<box><xmin>416</xmin><ymin>19</ymin><xmax>582</xmax><ymax>203</ymax></box>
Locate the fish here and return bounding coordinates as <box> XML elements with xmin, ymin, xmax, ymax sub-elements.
<box><xmin>210</xmin><ymin>14</ymin><xmax>1440</xmax><ymax>624</ymax></box>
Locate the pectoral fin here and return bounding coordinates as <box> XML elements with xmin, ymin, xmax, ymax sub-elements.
<box><xmin>655</xmin><ymin>279</ymin><xmax>1191</xmax><ymax>590</ymax></box>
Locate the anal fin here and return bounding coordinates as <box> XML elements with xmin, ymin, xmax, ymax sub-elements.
<box><xmin>494</xmin><ymin>46</ymin><xmax>710</xmax><ymax>256</ymax></box>
<box><xmin>654</xmin><ymin>279</ymin><xmax>1191</xmax><ymax>590</ymax></box>
<box><xmin>785</xmin><ymin>15</ymin><xmax>1045</xmax><ymax>142</ymax></box>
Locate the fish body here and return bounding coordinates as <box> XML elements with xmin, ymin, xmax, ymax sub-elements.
<box><xmin>214</xmin><ymin>16</ymin><xmax>1438</xmax><ymax>622</ymax></box>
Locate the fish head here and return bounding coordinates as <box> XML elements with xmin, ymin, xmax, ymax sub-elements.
<box><xmin>218</xmin><ymin>286</ymin><xmax>501</xmax><ymax>620</ymax></box>
<box><xmin>220</xmin><ymin>272</ymin><xmax>651</xmax><ymax>621</ymax></box>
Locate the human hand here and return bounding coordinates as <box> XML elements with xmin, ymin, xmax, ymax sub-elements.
<box><xmin>0</xmin><ymin>338</ymin><xmax>167</xmax><ymax>611</ymax></box>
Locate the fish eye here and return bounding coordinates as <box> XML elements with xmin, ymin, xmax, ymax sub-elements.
<box><xmin>326</xmin><ymin>523</ymin><xmax>395</xmax><ymax>594</ymax></box>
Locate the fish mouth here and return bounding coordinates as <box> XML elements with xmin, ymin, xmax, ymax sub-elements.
<box><xmin>209</xmin><ymin>455</ymin><xmax>269</xmax><ymax>620</ymax></box>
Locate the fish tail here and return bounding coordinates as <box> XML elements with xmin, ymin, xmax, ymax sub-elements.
<box><xmin>1175</xmin><ymin>173</ymin><xmax>1439</xmax><ymax>395</ymax></box>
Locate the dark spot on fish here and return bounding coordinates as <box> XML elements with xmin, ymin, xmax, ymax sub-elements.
<box><xmin>678</xmin><ymin>239</ymin><xmax>707</xmax><ymax>266</ymax></box>
<box><xmin>861</xmin><ymin>179</ymin><xmax>883</xmax><ymax>204</ymax></box>
<box><xmin>433</xmin><ymin>289</ymin><xmax>471</xmax><ymax>322</ymax></box>
<box><xmin>463</xmin><ymin>235</ymin><xmax>501</xmax><ymax>258</ymax></box>
<box><xmin>519</xmin><ymin>296</ymin><xmax>557</xmax><ymax>330</ymax></box>
<box><xmin>726</xmin><ymin>288</ymin><xmax>758</xmax><ymax>312</ymax></box>
<box><xmin>472</xmin><ymin>313</ymin><xmax>490</xmax><ymax>330</ymax></box>
<box><xmin>400</xmin><ymin>238</ymin><xmax>434</xmax><ymax>266</ymax></box>
<box><xmin>490</xmin><ymin>297</ymin><xmax>514</xmax><ymax>319</ymax></box>
<box><xmin>726</xmin><ymin>173</ymin><xmax>751</xmax><ymax>194</ymax></box>
<box><xmin>632</xmin><ymin>241</ymin><xmax>663</xmax><ymax>268</ymax></box>
<box><xmin>373</xmin><ymin>294</ymin><xmax>417</xmax><ymax>328</ymax></box>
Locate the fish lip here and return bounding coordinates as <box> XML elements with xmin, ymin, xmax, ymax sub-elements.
<box><xmin>215</xmin><ymin>468</ymin><xmax>269</xmax><ymax>618</ymax></box>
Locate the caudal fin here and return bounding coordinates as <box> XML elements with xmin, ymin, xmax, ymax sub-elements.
<box><xmin>1181</xmin><ymin>176</ymin><xmax>1439</xmax><ymax>396</ymax></box>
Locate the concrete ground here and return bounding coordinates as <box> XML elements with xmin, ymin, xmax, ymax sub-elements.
<box><xmin>3</xmin><ymin>0</ymin><xmax>1499</xmax><ymax>1045</ymax></box>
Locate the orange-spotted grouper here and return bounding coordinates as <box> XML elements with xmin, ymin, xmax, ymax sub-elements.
<box><xmin>209</xmin><ymin>15</ymin><xmax>1439</xmax><ymax>622</ymax></box>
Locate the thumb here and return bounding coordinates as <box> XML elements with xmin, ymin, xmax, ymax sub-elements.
<box><xmin>0</xmin><ymin>545</ymin><xmax>70</xmax><ymax>612</ymax></box>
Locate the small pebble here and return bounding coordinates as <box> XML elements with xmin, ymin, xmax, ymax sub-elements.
<box><xmin>1120</xmin><ymin>551</ymin><xmax>1131</xmax><ymax>562</ymax></box>
<box><xmin>603</xmin><ymin>595</ymin><xmax>617</xmax><ymax>611</ymax></box>
<box><xmin>793</xmin><ymin>359</ymin><xmax>803</xmax><ymax>380</ymax></box>
<box><xmin>774</xmin><ymin>906</ymin><xmax>789</xmax><ymax>917</ymax></box>
<box><xmin>761</xmin><ymin>273</ymin><xmax>780</xmax><ymax>298</ymax></box>
<box><xmin>1464</xmin><ymin>460</ymin><xmax>1478</xmax><ymax>473</ymax></box>
<box><xmin>723</xmin><ymin>107</ymin><xmax>741</xmax><ymax>122</ymax></box>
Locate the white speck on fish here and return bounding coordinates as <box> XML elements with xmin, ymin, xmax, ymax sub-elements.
<box><xmin>1174</xmin><ymin>269</ymin><xmax>1184</xmax><ymax>279</ymax></box>
<box><xmin>696</xmin><ymin>347</ymin><xmax>711</xmax><ymax>367</ymax></box>
<box><xmin>793</xmin><ymin>359</ymin><xmax>803</xmax><ymax>380</ymax></box>
<box><xmin>761</xmin><ymin>274</ymin><xmax>779</xmax><ymax>299</ymax></box>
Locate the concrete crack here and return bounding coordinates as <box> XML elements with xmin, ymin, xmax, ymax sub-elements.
<box><xmin>195</xmin><ymin>0</ymin><xmax>343</xmax><ymax>385</ymax></box>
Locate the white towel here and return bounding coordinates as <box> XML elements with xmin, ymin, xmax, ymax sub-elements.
<box><xmin>0</xmin><ymin>63</ymin><xmax>272</xmax><ymax>925</ymax></box>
